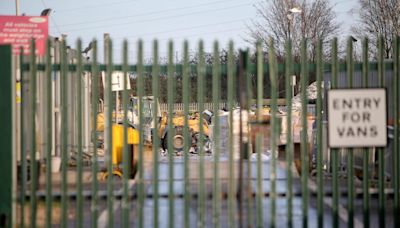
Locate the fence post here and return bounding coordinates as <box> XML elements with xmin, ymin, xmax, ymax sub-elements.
<box><xmin>0</xmin><ymin>44</ymin><xmax>14</xmax><ymax>227</ymax></box>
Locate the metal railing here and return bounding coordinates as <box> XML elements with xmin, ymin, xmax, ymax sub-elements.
<box><xmin>0</xmin><ymin>36</ymin><xmax>399</xmax><ymax>227</ymax></box>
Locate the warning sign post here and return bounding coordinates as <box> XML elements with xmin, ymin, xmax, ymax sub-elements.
<box><xmin>328</xmin><ymin>88</ymin><xmax>387</xmax><ymax>148</ymax></box>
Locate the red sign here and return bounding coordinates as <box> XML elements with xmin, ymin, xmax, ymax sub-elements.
<box><xmin>0</xmin><ymin>16</ymin><xmax>48</xmax><ymax>56</ymax></box>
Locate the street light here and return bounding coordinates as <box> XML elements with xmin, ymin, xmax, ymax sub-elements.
<box><xmin>287</xmin><ymin>7</ymin><xmax>302</xmax><ymax>41</ymax></box>
<box><xmin>289</xmin><ymin>7</ymin><xmax>302</xmax><ymax>14</ymax></box>
<box><xmin>287</xmin><ymin>7</ymin><xmax>301</xmax><ymax>98</ymax></box>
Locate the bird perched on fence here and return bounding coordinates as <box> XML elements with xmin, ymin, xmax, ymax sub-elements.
<box><xmin>82</xmin><ymin>41</ymin><xmax>93</xmax><ymax>55</ymax></box>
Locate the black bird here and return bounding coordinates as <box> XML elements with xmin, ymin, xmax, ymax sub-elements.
<box><xmin>40</xmin><ymin>8</ymin><xmax>52</xmax><ymax>16</ymax></box>
<box><xmin>350</xmin><ymin>36</ymin><xmax>358</xmax><ymax>42</ymax></box>
<box><xmin>82</xmin><ymin>41</ymin><xmax>93</xmax><ymax>54</ymax></box>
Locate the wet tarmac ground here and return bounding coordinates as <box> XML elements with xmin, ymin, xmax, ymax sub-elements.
<box><xmin>26</xmin><ymin>154</ymin><xmax>395</xmax><ymax>227</ymax></box>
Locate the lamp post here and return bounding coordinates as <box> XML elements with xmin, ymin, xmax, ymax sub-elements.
<box><xmin>287</xmin><ymin>7</ymin><xmax>302</xmax><ymax>42</ymax></box>
<box><xmin>287</xmin><ymin>7</ymin><xmax>301</xmax><ymax>98</ymax></box>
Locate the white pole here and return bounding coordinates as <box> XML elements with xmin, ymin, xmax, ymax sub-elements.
<box><xmin>15</xmin><ymin>0</ymin><xmax>19</xmax><ymax>16</ymax></box>
<box><xmin>116</xmin><ymin>91</ymin><xmax>119</xmax><ymax>122</ymax></box>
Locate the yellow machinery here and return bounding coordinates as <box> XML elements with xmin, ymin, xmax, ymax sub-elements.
<box><xmin>98</xmin><ymin>96</ymin><xmax>159</xmax><ymax>180</ymax></box>
<box><xmin>158</xmin><ymin>111</ymin><xmax>211</xmax><ymax>153</ymax></box>
<box><xmin>100</xmin><ymin>124</ymin><xmax>139</xmax><ymax>180</ymax></box>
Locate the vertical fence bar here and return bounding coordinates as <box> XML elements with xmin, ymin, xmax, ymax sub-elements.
<box><xmin>104</xmin><ymin>34</ymin><xmax>114</xmax><ymax>227</ymax></box>
<box><xmin>316</xmin><ymin>39</ymin><xmax>323</xmax><ymax>228</ymax></box>
<box><xmin>212</xmin><ymin>40</ymin><xmax>221</xmax><ymax>228</ymax></box>
<box><xmin>245</xmin><ymin>48</ymin><xmax>253</xmax><ymax>227</ymax></box>
<box><xmin>361</xmin><ymin>37</ymin><xmax>370</xmax><ymax>228</ymax></box>
<box><xmin>237</xmin><ymin>50</ymin><xmax>245</xmax><ymax>228</ymax></box>
<box><xmin>256</xmin><ymin>42</ymin><xmax>263</xmax><ymax>120</ymax></box>
<box><xmin>227</xmin><ymin>41</ymin><xmax>236</xmax><ymax>228</ymax></box>
<box><xmin>346</xmin><ymin>37</ymin><xmax>355</xmax><ymax>228</ymax></box>
<box><xmin>137</xmin><ymin>40</ymin><xmax>145</xmax><ymax>228</ymax></box>
<box><xmin>29</xmin><ymin>39</ymin><xmax>38</xmax><ymax>228</ymax></box>
<box><xmin>167</xmin><ymin>40</ymin><xmax>175</xmax><ymax>228</ymax></box>
<box><xmin>19</xmin><ymin>46</ymin><xmax>27</xmax><ymax>228</ymax></box>
<box><xmin>197</xmin><ymin>40</ymin><xmax>206</xmax><ymax>228</ymax></box>
<box><xmin>256</xmin><ymin>41</ymin><xmax>263</xmax><ymax>120</ymax></box>
<box><xmin>91</xmin><ymin>40</ymin><xmax>99</xmax><ymax>228</ymax></box>
<box><xmin>242</xmin><ymin>48</ymin><xmax>253</xmax><ymax>227</ymax></box>
<box><xmin>45</xmin><ymin>39</ymin><xmax>53</xmax><ymax>228</ymax></box>
<box><xmin>152</xmin><ymin>40</ymin><xmax>160</xmax><ymax>228</ymax></box>
<box><xmin>105</xmin><ymin>37</ymin><xmax>114</xmax><ymax>228</ymax></box>
<box><xmin>255</xmin><ymin>134</ymin><xmax>263</xmax><ymax>228</ymax></box>
<box><xmin>182</xmin><ymin>40</ymin><xmax>190</xmax><ymax>228</ymax></box>
<box><xmin>60</xmin><ymin>38</ymin><xmax>68</xmax><ymax>228</ymax></box>
<box><xmin>284</xmin><ymin>39</ymin><xmax>293</xmax><ymax>228</ymax></box>
<box><xmin>122</xmin><ymin>40</ymin><xmax>130</xmax><ymax>228</ymax></box>
<box><xmin>331</xmin><ymin>38</ymin><xmax>339</xmax><ymax>228</ymax></box>
<box><xmin>377</xmin><ymin>35</ymin><xmax>385</xmax><ymax>228</ymax></box>
<box><xmin>0</xmin><ymin>44</ymin><xmax>13</xmax><ymax>228</ymax></box>
<box><xmin>268</xmin><ymin>38</ymin><xmax>278</xmax><ymax>228</ymax></box>
<box><xmin>256</xmin><ymin>40</ymin><xmax>264</xmax><ymax>228</ymax></box>
<box><xmin>76</xmin><ymin>39</ymin><xmax>84</xmax><ymax>228</ymax></box>
<box><xmin>394</xmin><ymin>36</ymin><xmax>400</xmax><ymax>228</ymax></box>
<box><xmin>285</xmin><ymin>39</ymin><xmax>294</xmax><ymax>227</ymax></box>
<box><xmin>300</xmin><ymin>38</ymin><xmax>309</xmax><ymax>228</ymax></box>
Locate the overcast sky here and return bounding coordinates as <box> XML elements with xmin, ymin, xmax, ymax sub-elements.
<box><xmin>1</xmin><ymin>0</ymin><xmax>358</xmax><ymax>62</ymax></box>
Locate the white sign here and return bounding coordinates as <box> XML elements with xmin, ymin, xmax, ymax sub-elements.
<box><xmin>102</xmin><ymin>71</ymin><xmax>131</xmax><ymax>91</ymax></box>
<box><xmin>328</xmin><ymin>88</ymin><xmax>387</xmax><ymax>148</ymax></box>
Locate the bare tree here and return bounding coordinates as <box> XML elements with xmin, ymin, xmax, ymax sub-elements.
<box><xmin>247</xmin><ymin>0</ymin><xmax>340</xmax><ymax>61</ymax></box>
<box><xmin>352</xmin><ymin>0</ymin><xmax>400</xmax><ymax>59</ymax></box>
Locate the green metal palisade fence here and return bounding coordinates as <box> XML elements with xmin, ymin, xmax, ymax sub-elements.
<box><xmin>0</xmin><ymin>44</ymin><xmax>13</xmax><ymax>228</ymax></box>
<box><xmin>0</xmin><ymin>36</ymin><xmax>398</xmax><ymax>227</ymax></box>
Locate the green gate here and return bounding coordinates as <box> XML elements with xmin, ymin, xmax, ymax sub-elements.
<box><xmin>0</xmin><ymin>36</ymin><xmax>399</xmax><ymax>227</ymax></box>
